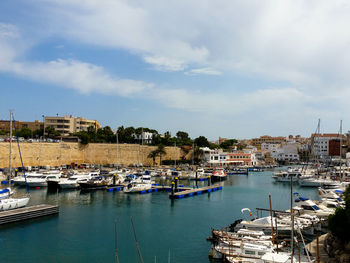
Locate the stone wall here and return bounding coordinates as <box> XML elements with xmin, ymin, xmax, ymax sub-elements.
<box><xmin>0</xmin><ymin>142</ymin><xmax>183</xmax><ymax>168</ymax></box>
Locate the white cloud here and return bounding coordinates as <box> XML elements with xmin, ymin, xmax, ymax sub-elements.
<box><xmin>2</xmin><ymin>1</ymin><xmax>350</xmax><ymax>136</ymax></box>
<box><xmin>32</xmin><ymin>0</ymin><xmax>350</xmax><ymax>88</ymax></box>
<box><xmin>185</xmin><ymin>68</ymin><xmax>222</xmax><ymax>76</ymax></box>
<box><xmin>143</xmin><ymin>56</ymin><xmax>187</xmax><ymax>72</ymax></box>
<box><xmin>11</xmin><ymin>59</ymin><xmax>153</xmax><ymax>97</ymax></box>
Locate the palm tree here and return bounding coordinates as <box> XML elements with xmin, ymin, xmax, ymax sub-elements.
<box><xmin>156</xmin><ymin>144</ymin><xmax>166</xmax><ymax>166</ymax></box>
<box><xmin>193</xmin><ymin>146</ymin><xmax>204</xmax><ymax>163</ymax></box>
<box><xmin>148</xmin><ymin>150</ymin><xmax>159</xmax><ymax>166</ymax></box>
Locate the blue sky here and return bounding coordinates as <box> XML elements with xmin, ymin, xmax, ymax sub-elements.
<box><xmin>0</xmin><ymin>0</ymin><xmax>349</xmax><ymax>140</ymax></box>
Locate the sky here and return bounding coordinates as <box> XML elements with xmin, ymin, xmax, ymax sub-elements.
<box><xmin>0</xmin><ymin>0</ymin><xmax>349</xmax><ymax>140</ymax></box>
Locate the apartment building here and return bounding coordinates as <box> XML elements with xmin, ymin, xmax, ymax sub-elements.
<box><xmin>0</xmin><ymin>120</ymin><xmax>43</xmax><ymax>132</ymax></box>
<box><xmin>251</xmin><ymin>135</ymin><xmax>286</xmax><ymax>147</ymax></box>
<box><xmin>44</xmin><ymin>116</ymin><xmax>101</xmax><ymax>136</ymax></box>
<box><xmin>311</xmin><ymin>133</ymin><xmax>346</xmax><ymax>158</ymax></box>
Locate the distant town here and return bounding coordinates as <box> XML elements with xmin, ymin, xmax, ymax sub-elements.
<box><xmin>0</xmin><ymin>115</ymin><xmax>348</xmax><ymax>167</ymax></box>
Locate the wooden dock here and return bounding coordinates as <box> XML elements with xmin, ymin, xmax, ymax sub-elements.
<box><xmin>0</xmin><ymin>204</ymin><xmax>59</xmax><ymax>225</ymax></box>
<box><xmin>169</xmin><ymin>184</ymin><xmax>223</xmax><ymax>199</ymax></box>
<box><xmin>106</xmin><ymin>184</ymin><xmax>192</xmax><ymax>193</ymax></box>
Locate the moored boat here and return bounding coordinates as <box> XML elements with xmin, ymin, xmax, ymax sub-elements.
<box><xmin>0</xmin><ymin>197</ymin><xmax>30</xmax><ymax>211</ymax></box>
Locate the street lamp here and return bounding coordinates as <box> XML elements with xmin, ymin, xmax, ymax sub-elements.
<box><xmin>42</xmin><ymin>115</ymin><xmax>45</xmax><ymax>141</ymax></box>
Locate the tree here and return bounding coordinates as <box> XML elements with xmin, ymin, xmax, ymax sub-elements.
<box><xmin>16</xmin><ymin>128</ymin><xmax>32</xmax><ymax>139</ymax></box>
<box><xmin>194</xmin><ymin>136</ymin><xmax>210</xmax><ymax>147</ymax></box>
<box><xmin>328</xmin><ymin>186</ymin><xmax>350</xmax><ymax>242</ymax></box>
<box><xmin>220</xmin><ymin>139</ymin><xmax>238</xmax><ymax>150</ymax></box>
<box><xmin>156</xmin><ymin>144</ymin><xmax>166</xmax><ymax>165</ymax></box>
<box><xmin>176</xmin><ymin>131</ymin><xmax>192</xmax><ymax>146</ymax></box>
<box><xmin>148</xmin><ymin>150</ymin><xmax>158</xmax><ymax>166</ymax></box>
<box><xmin>193</xmin><ymin>146</ymin><xmax>204</xmax><ymax>160</ymax></box>
<box><xmin>45</xmin><ymin>126</ymin><xmax>61</xmax><ymax>138</ymax></box>
<box><xmin>33</xmin><ymin>129</ymin><xmax>43</xmax><ymax>138</ymax></box>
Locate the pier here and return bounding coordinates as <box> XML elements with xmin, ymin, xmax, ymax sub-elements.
<box><xmin>0</xmin><ymin>204</ymin><xmax>59</xmax><ymax>225</ymax></box>
<box><xmin>106</xmin><ymin>184</ymin><xmax>192</xmax><ymax>193</ymax></box>
<box><xmin>169</xmin><ymin>184</ymin><xmax>223</xmax><ymax>199</ymax></box>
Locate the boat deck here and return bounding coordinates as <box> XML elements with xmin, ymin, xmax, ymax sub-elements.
<box><xmin>0</xmin><ymin>204</ymin><xmax>59</xmax><ymax>225</ymax></box>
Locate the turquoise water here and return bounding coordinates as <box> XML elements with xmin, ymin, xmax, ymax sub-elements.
<box><xmin>0</xmin><ymin>170</ymin><xmax>319</xmax><ymax>263</ymax></box>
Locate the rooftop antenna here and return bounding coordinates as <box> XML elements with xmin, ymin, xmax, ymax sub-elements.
<box><xmin>130</xmin><ymin>217</ymin><xmax>144</xmax><ymax>263</ymax></box>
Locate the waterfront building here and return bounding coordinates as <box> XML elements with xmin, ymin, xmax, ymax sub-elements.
<box><xmin>201</xmin><ymin>147</ymin><xmax>256</xmax><ymax>166</ymax></box>
<box><xmin>311</xmin><ymin>133</ymin><xmax>346</xmax><ymax>159</ymax></box>
<box><xmin>270</xmin><ymin>143</ymin><xmax>299</xmax><ymax>162</ymax></box>
<box><xmin>44</xmin><ymin>115</ymin><xmax>101</xmax><ymax>136</ymax></box>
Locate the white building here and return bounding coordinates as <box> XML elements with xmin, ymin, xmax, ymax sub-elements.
<box><xmin>261</xmin><ymin>143</ymin><xmax>280</xmax><ymax>152</ymax></box>
<box><xmin>312</xmin><ymin>133</ymin><xmax>342</xmax><ymax>158</ymax></box>
<box><xmin>271</xmin><ymin>144</ymin><xmax>299</xmax><ymax>162</ymax></box>
<box><xmin>201</xmin><ymin>147</ymin><xmax>227</xmax><ymax>164</ymax></box>
<box><xmin>132</xmin><ymin>131</ymin><xmax>154</xmax><ymax>144</ymax></box>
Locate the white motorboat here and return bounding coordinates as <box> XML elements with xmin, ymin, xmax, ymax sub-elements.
<box><xmin>12</xmin><ymin>172</ymin><xmax>43</xmax><ymax>186</ymax></box>
<box><xmin>0</xmin><ymin>188</ymin><xmax>14</xmax><ymax>199</ymax></box>
<box><xmin>272</xmin><ymin>169</ymin><xmax>301</xmax><ymax>182</ymax></box>
<box><xmin>212</xmin><ymin>241</ymin><xmax>274</xmax><ymax>261</ymax></box>
<box><xmin>234</xmin><ymin>215</ymin><xmax>313</xmax><ymax>235</ymax></box>
<box><xmin>26</xmin><ymin>173</ymin><xmax>61</xmax><ymax>187</ymax></box>
<box><xmin>59</xmin><ymin>174</ymin><xmax>92</xmax><ymax>189</ymax></box>
<box><xmin>299</xmin><ymin>177</ymin><xmax>341</xmax><ymax>188</ymax></box>
<box><xmin>123</xmin><ymin>182</ymin><xmax>152</xmax><ymax>193</ymax></box>
<box><xmin>0</xmin><ymin>197</ymin><xmax>30</xmax><ymax>211</ymax></box>
<box><xmin>189</xmin><ymin>168</ymin><xmax>206</xmax><ymax>179</ymax></box>
<box><xmin>293</xmin><ymin>199</ymin><xmax>333</xmax><ymax>219</ymax></box>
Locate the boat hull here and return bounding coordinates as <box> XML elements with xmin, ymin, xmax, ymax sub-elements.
<box><xmin>0</xmin><ymin>197</ymin><xmax>30</xmax><ymax>211</ymax></box>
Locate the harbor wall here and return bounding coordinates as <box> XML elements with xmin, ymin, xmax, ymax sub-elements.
<box><xmin>0</xmin><ymin>142</ymin><xmax>183</xmax><ymax>168</ymax></box>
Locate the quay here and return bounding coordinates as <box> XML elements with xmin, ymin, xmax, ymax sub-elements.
<box><xmin>306</xmin><ymin>234</ymin><xmax>335</xmax><ymax>263</ymax></box>
<box><xmin>169</xmin><ymin>184</ymin><xmax>223</xmax><ymax>199</ymax></box>
<box><xmin>0</xmin><ymin>204</ymin><xmax>59</xmax><ymax>225</ymax></box>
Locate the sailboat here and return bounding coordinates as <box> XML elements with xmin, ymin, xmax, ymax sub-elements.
<box><xmin>0</xmin><ymin>111</ymin><xmax>30</xmax><ymax>212</ymax></box>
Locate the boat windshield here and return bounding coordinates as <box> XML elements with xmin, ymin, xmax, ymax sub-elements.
<box><xmin>312</xmin><ymin>205</ymin><xmax>320</xmax><ymax>211</ymax></box>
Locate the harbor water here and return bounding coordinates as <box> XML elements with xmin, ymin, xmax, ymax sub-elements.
<box><xmin>0</xmin><ymin>169</ymin><xmax>319</xmax><ymax>262</ymax></box>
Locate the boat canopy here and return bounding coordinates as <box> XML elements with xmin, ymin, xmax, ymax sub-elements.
<box><xmin>0</xmin><ymin>188</ymin><xmax>9</xmax><ymax>194</ymax></box>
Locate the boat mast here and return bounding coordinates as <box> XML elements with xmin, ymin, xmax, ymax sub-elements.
<box><xmin>8</xmin><ymin>109</ymin><xmax>13</xmax><ymax>181</ymax></box>
<box><xmin>130</xmin><ymin>217</ymin><xmax>144</xmax><ymax>263</ymax></box>
<box><xmin>290</xmin><ymin>173</ymin><xmax>294</xmax><ymax>262</ymax></box>
<box><xmin>174</xmin><ymin>141</ymin><xmax>176</xmax><ymax>167</ymax></box>
<box><xmin>141</xmin><ymin>128</ymin><xmax>144</xmax><ymax>166</ymax></box>
<box><xmin>115</xmin><ymin>220</ymin><xmax>119</xmax><ymax>263</ymax></box>
<box><xmin>268</xmin><ymin>193</ymin><xmax>275</xmax><ymax>247</ymax></box>
<box><xmin>339</xmin><ymin>120</ymin><xmax>343</xmax><ymax>179</ymax></box>
<box><xmin>116</xmin><ymin>131</ymin><xmax>119</xmax><ymax>168</ymax></box>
